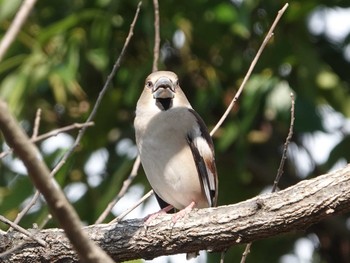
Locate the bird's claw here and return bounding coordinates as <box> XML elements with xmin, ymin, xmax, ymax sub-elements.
<box><xmin>171</xmin><ymin>201</ymin><xmax>196</xmax><ymax>224</ymax></box>
<box><xmin>143</xmin><ymin>204</ymin><xmax>174</xmax><ymax>226</ymax></box>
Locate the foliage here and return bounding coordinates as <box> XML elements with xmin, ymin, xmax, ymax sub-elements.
<box><xmin>1</xmin><ymin>0</ymin><xmax>350</xmax><ymax>262</ymax></box>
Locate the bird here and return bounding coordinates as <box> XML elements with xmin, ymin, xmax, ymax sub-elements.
<box><xmin>134</xmin><ymin>71</ymin><xmax>218</xmax><ymax>259</ymax></box>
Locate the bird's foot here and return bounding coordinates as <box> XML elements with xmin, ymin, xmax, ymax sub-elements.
<box><xmin>143</xmin><ymin>204</ymin><xmax>174</xmax><ymax>226</ymax></box>
<box><xmin>171</xmin><ymin>201</ymin><xmax>196</xmax><ymax>223</ymax></box>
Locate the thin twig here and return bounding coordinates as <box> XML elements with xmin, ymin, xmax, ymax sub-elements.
<box><xmin>32</xmin><ymin>108</ymin><xmax>42</xmax><ymax>139</ymax></box>
<box><xmin>0</xmin><ymin>215</ymin><xmax>46</xmax><ymax>247</ymax></box>
<box><xmin>43</xmin><ymin>1</ymin><xmax>141</xmax><ymax>227</ymax></box>
<box><xmin>6</xmin><ymin>122</ymin><xmax>94</xmax><ymax>229</ymax></box>
<box><xmin>109</xmin><ymin>189</ymin><xmax>154</xmax><ymax>224</ymax></box>
<box><xmin>38</xmin><ymin>214</ymin><xmax>52</xmax><ymax>229</ymax></box>
<box><xmin>220</xmin><ymin>251</ymin><xmax>226</xmax><ymax>263</ymax></box>
<box><xmin>240</xmin><ymin>243</ymin><xmax>252</xmax><ymax>263</ymax></box>
<box><xmin>240</xmin><ymin>93</ymin><xmax>295</xmax><ymax>263</ymax></box>
<box><xmin>1</xmin><ymin>214</ymin><xmax>53</xmax><ymax>259</ymax></box>
<box><xmin>0</xmin><ymin>122</ymin><xmax>94</xmax><ymax>159</ymax></box>
<box><xmin>5</xmin><ymin>109</ymin><xmax>42</xmax><ymax>231</ymax></box>
<box><xmin>152</xmin><ymin>0</ymin><xmax>160</xmax><ymax>72</ymax></box>
<box><xmin>101</xmin><ymin>0</ymin><xmax>159</xmax><ymax>223</ymax></box>
<box><xmin>33</xmin><ymin>122</ymin><xmax>94</xmax><ymax>142</ymax></box>
<box><xmin>272</xmin><ymin>93</ymin><xmax>295</xmax><ymax>192</ymax></box>
<box><xmin>0</xmin><ymin>0</ymin><xmax>38</xmax><ymax>62</ymax></box>
<box><xmin>95</xmin><ymin>156</ymin><xmax>141</xmax><ymax>224</ymax></box>
<box><xmin>10</xmin><ymin>191</ymin><xmax>41</xmax><ymax>229</ymax></box>
<box><xmin>97</xmin><ymin>0</ymin><xmax>159</xmax><ymax>224</ymax></box>
<box><xmin>0</xmin><ymin>148</ymin><xmax>12</xmax><ymax>159</ymax></box>
<box><xmin>210</xmin><ymin>3</ymin><xmax>289</xmax><ymax>137</ymax></box>
<box><xmin>237</xmin><ymin>4</ymin><xmax>289</xmax><ymax>263</ymax></box>
<box><xmin>45</xmin><ymin>1</ymin><xmax>142</xmax><ymax>180</ymax></box>
<box><xmin>0</xmin><ymin>2</ymin><xmax>142</xmax><ymax>261</ymax></box>
<box><xmin>8</xmin><ymin>2</ymin><xmax>142</xmax><ymax>227</ymax></box>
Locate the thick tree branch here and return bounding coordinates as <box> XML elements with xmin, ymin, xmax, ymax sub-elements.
<box><xmin>1</xmin><ymin>164</ymin><xmax>350</xmax><ymax>262</ymax></box>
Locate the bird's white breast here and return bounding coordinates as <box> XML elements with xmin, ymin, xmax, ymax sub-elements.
<box><xmin>134</xmin><ymin>107</ymin><xmax>208</xmax><ymax>210</ymax></box>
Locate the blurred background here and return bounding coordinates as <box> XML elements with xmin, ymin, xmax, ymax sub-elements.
<box><xmin>1</xmin><ymin>0</ymin><xmax>350</xmax><ymax>262</ymax></box>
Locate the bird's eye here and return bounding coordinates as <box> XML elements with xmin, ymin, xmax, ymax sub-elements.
<box><xmin>146</xmin><ymin>81</ymin><xmax>153</xmax><ymax>89</ymax></box>
<box><xmin>175</xmin><ymin>79</ymin><xmax>179</xmax><ymax>86</ymax></box>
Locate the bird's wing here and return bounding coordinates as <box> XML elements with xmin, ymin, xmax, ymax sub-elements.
<box><xmin>187</xmin><ymin>109</ymin><xmax>218</xmax><ymax>207</ymax></box>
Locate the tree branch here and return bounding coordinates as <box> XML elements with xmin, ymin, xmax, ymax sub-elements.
<box><xmin>210</xmin><ymin>3</ymin><xmax>289</xmax><ymax>136</ymax></box>
<box><xmin>152</xmin><ymin>0</ymin><xmax>160</xmax><ymax>72</ymax></box>
<box><xmin>1</xmin><ymin>164</ymin><xmax>350</xmax><ymax>262</ymax></box>
<box><xmin>0</xmin><ymin>0</ymin><xmax>38</xmax><ymax>62</ymax></box>
<box><xmin>0</xmin><ymin>100</ymin><xmax>113</xmax><ymax>263</ymax></box>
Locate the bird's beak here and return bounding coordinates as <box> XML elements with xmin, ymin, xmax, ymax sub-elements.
<box><xmin>152</xmin><ymin>77</ymin><xmax>175</xmax><ymax>99</ymax></box>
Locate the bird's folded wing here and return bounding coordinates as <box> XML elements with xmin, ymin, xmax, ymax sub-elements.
<box><xmin>187</xmin><ymin>109</ymin><xmax>218</xmax><ymax>207</ymax></box>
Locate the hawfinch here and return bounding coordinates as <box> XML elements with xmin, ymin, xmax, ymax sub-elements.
<box><xmin>134</xmin><ymin>70</ymin><xmax>218</xmax><ymax>216</ymax></box>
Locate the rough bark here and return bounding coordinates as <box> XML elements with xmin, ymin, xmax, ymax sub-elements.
<box><xmin>1</xmin><ymin>164</ymin><xmax>350</xmax><ymax>262</ymax></box>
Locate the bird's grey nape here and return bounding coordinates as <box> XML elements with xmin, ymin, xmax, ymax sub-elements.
<box><xmin>155</xmin><ymin>98</ymin><xmax>173</xmax><ymax>111</ymax></box>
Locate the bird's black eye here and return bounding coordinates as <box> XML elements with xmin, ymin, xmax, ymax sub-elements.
<box><xmin>175</xmin><ymin>79</ymin><xmax>179</xmax><ymax>86</ymax></box>
<box><xmin>146</xmin><ymin>81</ymin><xmax>153</xmax><ymax>89</ymax></box>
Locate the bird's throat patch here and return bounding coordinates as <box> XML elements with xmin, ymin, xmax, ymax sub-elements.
<box><xmin>156</xmin><ymin>98</ymin><xmax>173</xmax><ymax>111</ymax></box>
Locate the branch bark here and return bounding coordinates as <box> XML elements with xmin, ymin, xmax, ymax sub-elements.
<box><xmin>1</xmin><ymin>164</ymin><xmax>350</xmax><ymax>262</ymax></box>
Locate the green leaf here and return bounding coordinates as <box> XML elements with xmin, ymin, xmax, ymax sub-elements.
<box><xmin>214</xmin><ymin>3</ymin><xmax>238</xmax><ymax>23</ymax></box>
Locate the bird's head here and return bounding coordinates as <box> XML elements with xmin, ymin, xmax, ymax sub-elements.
<box><xmin>143</xmin><ymin>71</ymin><xmax>183</xmax><ymax>111</ymax></box>
<box><xmin>147</xmin><ymin>71</ymin><xmax>177</xmax><ymax>99</ymax></box>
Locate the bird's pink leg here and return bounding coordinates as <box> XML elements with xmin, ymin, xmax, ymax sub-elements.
<box><xmin>144</xmin><ymin>204</ymin><xmax>174</xmax><ymax>225</ymax></box>
<box><xmin>171</xmin><ymin>201</ymin><xmax>196</xmax><ymax>223</ymax></box>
